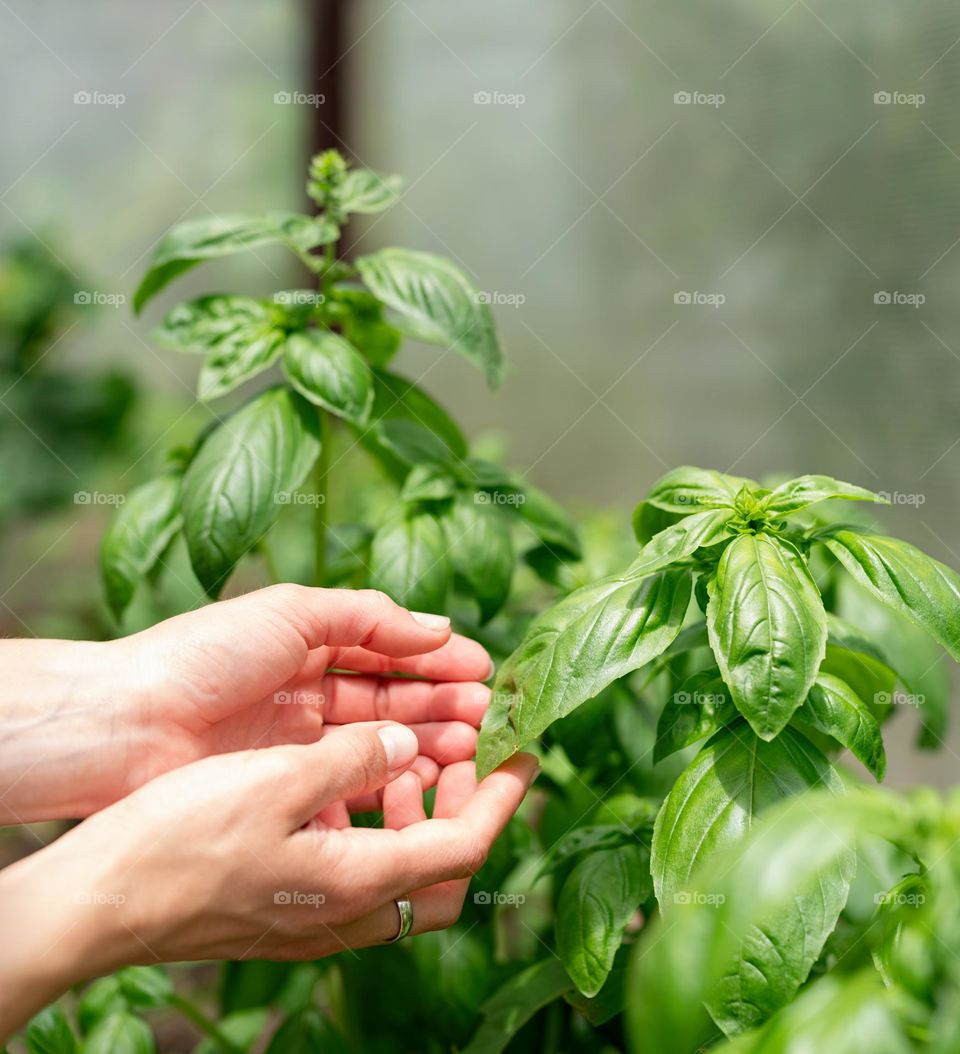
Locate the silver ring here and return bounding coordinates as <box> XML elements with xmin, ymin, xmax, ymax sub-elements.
<box><xmin>386</xmin><ymin>896</ymin><xmax>414</xmax><ymax>942</ymax></box>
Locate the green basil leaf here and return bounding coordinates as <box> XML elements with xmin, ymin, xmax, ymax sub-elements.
<box><xmin>282</xmin><ymin>329</ymin><xmax>373</xmax><ymax>426</ymax></box>
<box><xmin>645</xmin><ymin>467</ymin><xmax>756</xmax><ymax>514</ymax></box>
<box><xmin>194</xmin><ymin>1009</ymin><xmax>269</xmax><ymax>1054</ymax></box>
<box><xmin>77</xmin><ymin>977</ymin><xmax>127</xmax><ymax>1034</ymax></box>
<box><xmin>265</xmin><ymin>1008</ymin><xmax>350</xmax><ymax>1054</ymax></box>
<box><xmin>535</xmin><ymin>824</ymin><xmax>635</xmax><ymax>882</ymax></box>
<box><xmin>153</xmin><ymin>296</ymin><xmax>286</xmax><ymax>401</ymax></box>
<box><xmin>514</xmin><ymin>483</ymin><xmax>581</xmax><ymax>560</ymax></box>
<box><xmin>182</xmin><ymin>388</ymin><xmax>321</xmax><ymax>596</ymax></box>
<box><xmin>626</xmin><ymin>508</ymin><xmax>734</xmax><ymax>579</ymax></box>
<box><xmin>557</xmin><ymin>845</ymin><xmax>648</xmax><ymax>997</ymax></box>
<box><xmin>446</xmin><ymin>494</ymin><xmax>513</xmax><ymax>623</ymax></box>
<box><xmin>460</xmin><ymin>959</ymin><xmax>572</xmax><ymax>1054</ymax></box>
<box><xmin>400</xmin><ymin>464</ymin><xmax>458</xmax><ymax>503</ymax></box>
<box><xmin>760</xmin><ymin>474</ymin><xmax>885</xmax><ymax>515</ymax></box>
<box><xmin>707</xmin><ymin>533</ymin><xmax>827</xmax><ymax>740</ymax></box>
<box><xmin>335</xmin><ymin>168</ymin><xmax>403</xmax><ymax>215</ymax></box>
<box><xmin>798</xmin><ymin>673</ymin><xmax>886</xmax><ymax>781</ymax></box>
<box><xmin>333</xmin><ymin>286</ymin><xmax>402</xmax><ymax>368</ymax></box>
<box><xmin>477</xmin><ymin>567</ymin><xmax>692</xmax><ymax>777</ymax></box>
<box><xmin>115</xmin><ymin>966</ymin><xmax>173</xmax><ymax>1009</ymax></box>
<box><xmin>83</xmin><ymin>1012</ymin><xmax>154</xmax><ymax>1054</ymax></box>
<box><xmin>654</xmin><ymin>670</ymin><xmax>735</xmax><ymax>763</ymax></box>
<box><xmin>356</xmin><ymin>248</ymin><xmax>503</xmax><ymax>387</ymax></box>
<box><xmin>134</xmin><ymin>213</ymin><xmax>337</xmax><ymax>313</ymax></box>
<box><xmin>824</xmin><ymin>529</ymin><xmax>960</xmax><ymax>661</ymax></box>
<box><xmin>25</xmin><ymin>1006</ymin><xmax>77</xmax><ymax>1054</ymax></box>
<box><xmin>564</xmin><ymin>946</ymin><xmax>630</xmax><ymax>1026</ymax></box>
<box><xmin>651</xmin><ymin>724</ymin><xmax>851</xmax><ymax>1035</ymax></box>
<box><xmin>100</xmin><ymin>475</ymin><xmax>182</xmax><ymax>620</ymax></box>
<box><xmin>368</xmin><ymin>511</ymin><xmax>450</xmax><ymax>613</ymax></box>
<box><xmin>631</xmin><ymin>500</ymin><xmax>682</xmax><ymax>544</ymax></box>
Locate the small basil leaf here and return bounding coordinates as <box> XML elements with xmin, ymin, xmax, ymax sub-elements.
<box><xmin>335</xmin><ymin>168</ymin><xmax>403</xmax><ymax>215</ymax></box>
<box><xmin>477</xmin><ymin>568</ymin><xmax>692</xmax><ymax>777</ymax></box>
<box><xmin>645</xmin><ymin>467</ymin><xmax>756</xmax><ymax>514</ymax></box>
<box><xmin>557</xmin><ymin>845</ymin><xmax>648</xmax><ymax>997</ymax></box>
<box><xmin>625</xmin><ymin>508</ymin><xmax>734</xmax><ymax>579</ymax></box>
<box><xmin>707</xmin><ymin>533</ymin><xmax>827</xmax><ymax>740</ymax></box>
<box><xmin>356</xmin><ymin>248</ymin><xmax>503</xmax><ymax>387</ymax></box>
<box><xmin>25</xmin><ymin>1005</ymin><xmax>78</xmax><ymax>1054</ymax></box>
<box><xmin>100</xmin><ymin>475</ymin><xmax>182</xmax><ymax>620</ymax></box>
<box><xmin>77</xmin><ymin>977</ymin><xmax>127</xmax><ymax>1034</ymax></box>
<box><xmin>83</xmin><ymin>1012</ymin><xmax>154</xmax><ymax>1054</ymax></box>
<box><xmin>368</xmin><ymin>510</ymin><xmax>450</xmax><ymax>613</ymax></box>
<box><xmin>460</xmin><ymin>959</ymin><xmax>572</xmax><ymax>1054</ymax></box>
<box><xmin>535</xmin><ymin>824</ymin><xmax>634</xmax><ymax>882</ymax></box>
<box><xmin>134</xmin><ymin>213</ymin><xmax>337</xmax><ymax>313</ymax></box>
<box><xmin>400</xmin><ymin>464</ymin><xmax>458</xmax><ymax>503</ymax></box>
<box><xmin>632</xmin><ymin>500</ymin><xmax>683</xmax><ymax>544</ymax></box>
<box><xmin>760</xmin><ymin>474</ymin><xmax>886</xmax><ymax>515</ymax></box>
<box><xmin>115</xmin><ymin>966</ymin><xmax>173</xmax><ymax>1008</ymax></box>
<box><xmin>264</xmin><ymin>1008</ymin><xmax>350</xmax><ymax>1054</ymax></box>
<box><xmin>333</xmin><ymin>286</ymin><xmax>402</xmax><ymax>368</ymax></box>
<box><xmin>798</xmin><ymin>673</ymin><xmax>886</xmax><ymax>781</ymax></box>
<box><xmin>181</xmin><ymin>388</ymin><xmax>321</xmax><ymax>596</ymax></box>
<box><xmin>282</xmin><ymin>329</ymin><xmax>374</xmax><ymax>426</ymax></box>
<box><xmin>194</xmin><ymin>1009</ymin><xmax>269</xmax><ymax>1054</ymax></box>
<box><xmin>445</xmin><ymin>494</ymin><xmax>514</xmax><ymax>623</ymax></box>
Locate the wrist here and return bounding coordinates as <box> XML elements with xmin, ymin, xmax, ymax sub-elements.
<box><xmin>0</xmin><ymin>638</ymin><xmax>136</xmax><ymax>821</ymax></box>
<box><xmin>0</xmin><ymin>829</ymin><xmax>135</xmax><ymax>1041</ymax></box>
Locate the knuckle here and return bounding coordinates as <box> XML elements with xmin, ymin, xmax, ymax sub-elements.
<box><xmin>459</xmin><ymin>834</ymin><xmax>489</xmax><ymax>875</ymax></box>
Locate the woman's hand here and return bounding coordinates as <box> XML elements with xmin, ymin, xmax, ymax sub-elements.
<box><xmin>0</xmin><ymin>586</ymin><xmax>493</xmax><ymax>822</ymax></box>
<box><xmin>0</xmin><ymin>722</ymin><xmax>537</xmax><ymax>1040</ymax></box>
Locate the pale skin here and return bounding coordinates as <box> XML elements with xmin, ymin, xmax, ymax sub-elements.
<box><xmin>0</xmin><ymin>585</ymin><xmax>537</xmax><ymax>1041</ymax></box>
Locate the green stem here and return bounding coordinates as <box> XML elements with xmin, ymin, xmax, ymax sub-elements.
<box><xmin>170</xmin><ymin>995</ymin><xmax>246</xmax><ymax>1054</ymax></box>
<box><xmin>314</xmin><ymin>410</ymin><xmax>330</xmax><ymax>586</ymax></box>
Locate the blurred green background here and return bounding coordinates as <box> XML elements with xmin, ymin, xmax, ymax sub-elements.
<box><xmin>2</xmin><ymin>0</ymin><xmax>959</xmax><ymax>783</ymax></box>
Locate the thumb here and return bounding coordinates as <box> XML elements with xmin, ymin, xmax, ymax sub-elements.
<box><xmin>286</xmin><ymin>722</ymin><xmax>419</xmax><ymax>824</ymax></box>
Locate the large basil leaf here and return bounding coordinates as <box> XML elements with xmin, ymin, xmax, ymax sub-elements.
<box><xmin>181</xmin><ymin>388</ymin><xmax>320</xmax><ymax>596</ymax></box>
<box><xmin>654</xmin><ymin>670</ymin><xmax>735</xmax><ymax>763</ymax></box>
<box><xmin>645</xmin><ymin>467</ymin><xmax>756</xmax><ymax>514</ymax></box>
<box><xmin>101</xmin><ymin>475</ymin><xmax>182</xmax><ymax>620</ymax></box>
<box><xmin>760</xmin><ymin>474</ymin><xmax>884</xmax><ymax>515</ymax></box>
<box><xmin>153</xmin><ymin>296</ymin><xmax>286</xmax><ymax>401</ymax></box>
<box><xmin>707</xmin><ymin>533</ymin><xmax>827</xmax><ymax>740</ymax></box>
<box><xmin>477</xmin><ymin>567</ymin><xmax>691</xmax><ymax>777</ymax></box>
<box><xmin>83</xmin><ymin>1012</ymin><xmax>154</xmax><ymax>1054</ymax></box>
<box><xmin>460</xmin><ymin>959</ymin><xmax>572</xmax><ymax>1054</ymax></box>
<box><xmin>335</xmin><ymin>168</ymin><xmax>403</xmax><ymax>215</ymax></box>
<box><xmin>368</xmin><ymin>511</ymin><xmax>450</xmax><ymax>613</ymax></box>
<box><xmin>445</xmin><ymin>494</ymin><xmax>513</xmax><ymax>623</ymax></box>
<box><xmin>356</xmin><ymin>248</ymin><xmax>503</xmax><ymax>387</ymax></box>
<box><xmin>25</xmin><ymin>1005</ymin><xmax>78</xmax><ymax>1054</ymax></box>
<box><xmin>651</xmin><ymin>724</ymin><xmax>851</xmax><ymax>1036</ymax></box>
<box><xmin>282</xmin><ymin>329</ymin><xmax>373</xmax><ymax>426</ymax></box>
<box><xmin>134</xmin><ymin>213</ymin><xmax>336</xmax><ymax>312</ymax></box>
<box><xmin>625</xmin><ymin>508</ymin><xmax>734</xmax><ymax>579</ymax></box>
<box><xmin>824</xmin><ymin>529</ymin><xmax>960</xmax><ymax>661</ymax></box>
<box><xmin>798</xmin><ymin>672</ymin><xmax>886</xmax><ymax>781</ymax></box>
<box><xmin>556</xmin><ymin>845</ymin><xmax>648</xmax><ymax>997</ymax></box>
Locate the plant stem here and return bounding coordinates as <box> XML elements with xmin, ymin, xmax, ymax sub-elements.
<box><xmin>314</xmin><ymin>409</ymin><xmax>330</xmax><ymax>586</ymax></box>
<box><xmin>170</xmin><ymin>995</ymin><xmax>246</xmax><ymax>1054</ymax></box>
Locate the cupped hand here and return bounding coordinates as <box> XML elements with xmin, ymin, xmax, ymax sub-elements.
<box><xmin>0</xmin><ymin>585</ymin><xmax>493</xmax><ymax>821</ymax></box>
<box><xmin>0</xmin><ymin>722</ymin><xmax>537</xmax><ymax>1037</ymax></box>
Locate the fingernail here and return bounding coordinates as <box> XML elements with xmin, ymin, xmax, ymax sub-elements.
<box><xmin>411</xmin><ymin>611</ymin><xmax>451</xmax><ymax>631</ymax></box>
<box><xmin>484</xmin><ymin>657</ymin><xmax>496</xmax><ymax>680</ymax></box>
<box><xmin>378</xmin><ymin>724</ymin><xmax>419</xmax><ymax>771</ymax></box>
